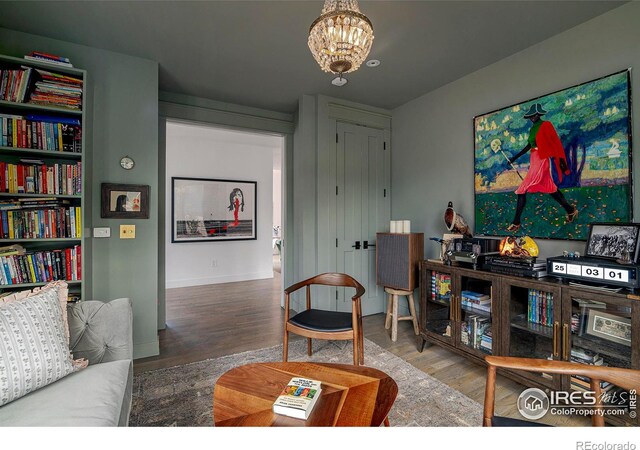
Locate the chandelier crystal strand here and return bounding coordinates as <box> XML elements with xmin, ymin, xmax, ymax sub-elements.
<box><xmin>308</xmin><ymin>0</ymin><xmax>374</xmax><ymax>75</ymax></box>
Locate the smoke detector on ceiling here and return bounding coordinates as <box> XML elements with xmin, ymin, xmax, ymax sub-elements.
<box><xmin>331</xmin><ymin>76</ymin><xmax>348</xmax><ymax>87</ymax></box>
<box><xmin>366</xmin><ymin>59</ymin><xmax>381</xmax><ymax>67</ymax></box>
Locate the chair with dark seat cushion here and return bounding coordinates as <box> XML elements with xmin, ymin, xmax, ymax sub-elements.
<box><xmin>483</xmin><ymin>355</ymin><xmax>640</xmax><ymax>427</ymax></box>
<box><xmin>283</xmin><ymin>273</ymin><xmax>365</xmax><ymax>366</ymax></box>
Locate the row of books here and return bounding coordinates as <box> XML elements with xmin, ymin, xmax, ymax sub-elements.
<box><xmin>0</xmin><ymin>205</ymin><xmax>81</xmax><ymax>239</ymax></box>
<box><xmin>1</xmin><ymin>113</ymin><xmax>82</xmax><ymax>152</ymax></box>
<box><xmin>0</xmin><ymin>245</ymin><xmax>81</xmax><ymax>285</ymax></box>
<box><xmin>431</xmin><ymin>271</ymin><xmax>452</xmax><ymax>304</ymax></box>
<box><xmin>0</xmin><ymin>161</ymin><xmax>82</xmax><ymax>195</ymax></box>
<box><xmin>0</xmin><ymin>66</ymin><xmax>83</xmax><ymax>110</ymax></box>
<box><xmin>0</xmin><ymin>67</ymin><xmax>32</xmax><ymax>103</ymax></box>
<box><xmin>24</xmin><ymin>52</ymin><xmax>73</xmax><ymax>69</ymax></box>
<box><xmin>460</xmin><ymin>290</ymin><xmax>491</xmax><ymax>313</ymax></box>
<box><xmin>461</xmin><ymin>315</ymin><xmax>492</xmax><ymax>353</ymax></box>
<box><xmin>527</xmin><ymin>288</ymin><xmax>554</xmax><ymax>327</ymax></box>
<box><xmin>29</xmin><ymin>68</ymin><xmax>82</xmax><ymax>110</ymax></box>
<box><xmin>569</xmin><ymin>347</ymin><xmax>614</xmax><ymax>392</ymax></box>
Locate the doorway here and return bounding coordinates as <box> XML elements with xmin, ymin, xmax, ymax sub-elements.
<box><xmin>335</xmin><ymin>121</ymin><xmax>390</xmax><ymax>315</ymax></box>
<box><xmin>164</xmin><ymin>119</ymin><xmax>286</xmax><ymax>292</ymax></box>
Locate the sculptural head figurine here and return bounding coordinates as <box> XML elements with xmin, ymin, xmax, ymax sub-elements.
<box><xmin>444</xmin><ymin>201</ymin><xmax>472</xmax><ymax>238</ymax></box>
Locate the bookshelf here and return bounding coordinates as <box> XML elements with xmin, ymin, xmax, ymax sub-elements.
<box><xmin>0</xmin><ymin>53</ymin><xmax>86</xmax><ymax>302</ymax></box>
<box><xmin>419</xmin><ymin>260</ymin><xmax>639</xmax><ymax>426</ymax></box>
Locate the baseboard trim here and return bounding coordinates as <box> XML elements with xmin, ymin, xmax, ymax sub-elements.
<box><xmin>134</xmin><ymin>340</ymin><xmax>160</xmax><ymax>360</ymax></box>
<box><xmin>165</xmin><ymin>271</ymin><xmax>275</xmax><ymax>289</ymax></box>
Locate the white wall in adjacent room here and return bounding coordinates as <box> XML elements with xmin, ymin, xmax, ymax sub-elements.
<box><xmin>165</xmin><ymin>121</ymin><xmax>283</xmax><ymax>288</ymax></box>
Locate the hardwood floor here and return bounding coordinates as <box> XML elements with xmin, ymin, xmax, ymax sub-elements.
<box><xmin>134</xmin><ymin>274</ymin><xmax>588</xmax><ymax>426</ymax></box>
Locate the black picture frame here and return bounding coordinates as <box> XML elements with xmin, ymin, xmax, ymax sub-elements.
<box><xmin>171</xmin><ymin>177</ymin><xmax>257</xmax><ymax>243</ymax></box>
<box><xmin>585</xmin><ymin>222</ymin><xmax>640</xmax><ymax>263</ymax></box>
<box><xmin>100</xmin><ymin>183</ymin><xmax>150</xmax><ymax>219</ymax></box>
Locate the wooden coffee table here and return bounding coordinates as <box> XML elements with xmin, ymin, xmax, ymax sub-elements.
<box><xmin>213</xmin><ymin>362</ymin><xmax>398</xmax><ymax>426</ymax></box>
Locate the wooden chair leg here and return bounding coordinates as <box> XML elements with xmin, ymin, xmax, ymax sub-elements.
<box><xmin>283</xmin><ymin>329</ymin><xmax>289</xmax><ymax>362</ymax></box>
<box><xmin>353</xmin><ymin>338</ymin><xmax>359</xmax><ymax>366</ymax></box>
<box><xmin>383</xmin><ymin>417</ymin><xmax>390</xmax><ymax>427</ymax></box>
<box><xmin>358</xmin><ymin>302</ymin><xmax>364</xmax><ymax>365</ymax></box>
<box><xmin>307</xmin><ymin>338</ymin><xmax>312</xmax><ymax>356</ymax></box>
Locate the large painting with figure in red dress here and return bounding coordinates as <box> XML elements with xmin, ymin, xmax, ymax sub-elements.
<box><xmin>474</xmin><ymin>70</ymin><xmax>632</xmax><ymax>241</ymax></box>
<box><xmin>171</xmin><ymin>177</ymin><xmax>257</xmax><ymax>242</ymax></box>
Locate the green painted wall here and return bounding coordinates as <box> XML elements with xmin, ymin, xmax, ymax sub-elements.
<box><xmin>0</xmin><ymin>27</ymin><xmax>160</xmax><ymax>358</ymax></box>
<box><xmin>392</xmin><ymin>2</ymin><xmax>640</xmax><ymax>260</ymax></box>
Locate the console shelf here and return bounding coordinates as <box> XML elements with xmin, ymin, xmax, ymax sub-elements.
<box><xmin>419</xmin><ymin>260</ymin><xmax>640</xmax><ymax>427</ymax></box>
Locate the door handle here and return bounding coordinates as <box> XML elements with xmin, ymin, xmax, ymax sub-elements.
<box><xmin>352</xmin><ymin>241</ymin><xmax>361</xmax><ymax>250</ymax></box>
<box><xmin>363</xmin><ymin>240</ymin><xmax>376</xmax><ymax>249</ymax></box>
<box><xmin>562</xmin><ymin>323</ymin><xmax>570</xmax><ymax>360</ymax></box>
<box><xmin>553</xmin><ymin>321</ymin><xmax>560</xmax><ymax>358</ymax></box>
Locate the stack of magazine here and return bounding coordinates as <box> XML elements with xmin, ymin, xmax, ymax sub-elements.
<box><xmin>482</xmin><ymin>255</ymin><xmax>547</xmax><ymax>278</ymax></box>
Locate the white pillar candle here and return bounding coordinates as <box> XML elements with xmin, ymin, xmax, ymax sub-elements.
<box><xmin>403</xmin><ymin>220</ymin><xmax>411</xmax><ymax>233</ymax></box>
<box><xmin>390</xmin><ymin>221</ymin><xmax>397</xmax><ymax>233</ymax></box>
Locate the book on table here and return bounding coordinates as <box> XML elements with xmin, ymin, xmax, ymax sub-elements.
<box><xmin>273</xmin><ymin>377</ymin><xmax>322</xmax><ymax>420</ymax></box>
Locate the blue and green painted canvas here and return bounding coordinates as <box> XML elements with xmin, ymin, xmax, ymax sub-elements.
<box><xmin>474</xmin><ymin>70</ymin><xmax>631</xmax><ymax>241</ymax></box>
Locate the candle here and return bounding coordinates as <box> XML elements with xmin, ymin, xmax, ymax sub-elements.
<box><xmin>402</xmin><ymin>220</ymin><xmax>411</xmax><ymax>233</ymax></box>
<box><xmin>390</xmin><ymin>221</ymin><xmax>397</xmax><ymax>233</ymax></box>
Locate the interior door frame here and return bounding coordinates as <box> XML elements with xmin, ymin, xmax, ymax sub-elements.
<box><xmin>158</xmin><ymin>97</ymin><xmax>295</xmax><ymax>329</ymax></box>
<box><xmin>328</xmin><ymin>105</ymin><xmax>391</xmax><ymax>313</ymax></box>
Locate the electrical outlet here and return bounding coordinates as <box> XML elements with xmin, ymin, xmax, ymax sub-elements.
<box><xmin>120</xmin><ymin>225</ymin><xmax>136</xmax><ymax>239</ymax></box>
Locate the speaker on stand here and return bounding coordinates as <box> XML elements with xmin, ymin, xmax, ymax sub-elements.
<box><xmin>376</xmin><ymin>232</ymin><xmax>424</xmax><ymax>341</ymax></box>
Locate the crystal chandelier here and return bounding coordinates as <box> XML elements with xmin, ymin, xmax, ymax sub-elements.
<box><xmin>308</xmin><ymin>0</ymin><xmax>374</xmax><ymax>75</ymax></box>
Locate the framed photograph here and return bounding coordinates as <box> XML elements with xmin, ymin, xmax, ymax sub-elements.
<box><xmin>171</xmin><ymin>177</ymin><xmax>257</xmax><ymax>243</ymax></box>
<box><xmin>474</xmin><ymin>69</ymin><xmax>632</xmax><ymax>240</ymax></box>
<box><xmin>585</xmin><ymin>222</ymin><xmax>640</xmax><ymax>263</ymax></box>
<box><xmin>586</xmin><ymin>309</ymin><xmax>632</xmax><ymax>347</ymax></box>
<box><xmin>101</xmin><ymin>183</ymin><xmax>149</xmax><ymax>219</ymax></box>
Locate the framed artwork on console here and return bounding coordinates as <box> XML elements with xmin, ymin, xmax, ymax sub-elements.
<box><xmin>474</xmin><ymin>70</ymin><xmax>632</xmax><ymax>240</ymax></box>
<box><xmin>171</xmin><ymin>177</ymin><xmax>257</xmax><ymax>243</ymax></box>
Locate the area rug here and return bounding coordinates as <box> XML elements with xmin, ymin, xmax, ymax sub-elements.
<box><xmin>130</xmin><ymin>338</ymin><xmax>483</xmax><ymax>427</ymax></box>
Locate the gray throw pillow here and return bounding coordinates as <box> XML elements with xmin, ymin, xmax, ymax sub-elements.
<box><xmin>0</xmin><ymin>287</ymin><xmax>74</xmax><ymax>406</ymax></box>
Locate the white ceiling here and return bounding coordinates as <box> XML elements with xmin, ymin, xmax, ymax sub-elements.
<box><xmin>0</xmin><ymin>1</ymin><xmax>625</xmax><ymax>113</ymax></box>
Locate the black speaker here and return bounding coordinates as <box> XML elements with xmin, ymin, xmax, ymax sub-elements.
<box><xmin>376</xmin><ymin>233</ymin><xmax>424</xmax><ymax>291</ymax></box>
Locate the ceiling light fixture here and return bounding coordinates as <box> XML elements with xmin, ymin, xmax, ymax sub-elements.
<box><xmin>331</xmin><ymin>76</ymin><xmax>348</xmax><ymax>87</ymax></box>
<box><xmin>308</xmin><ymin>0</ymin><xmax>374</xmax><ymax>77</ymax></box>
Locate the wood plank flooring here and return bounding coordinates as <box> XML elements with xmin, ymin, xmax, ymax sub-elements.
<box><xmin>134</xmin><ymin>274</ymin><xmax>588</xmax><ymax>426</ymax></box>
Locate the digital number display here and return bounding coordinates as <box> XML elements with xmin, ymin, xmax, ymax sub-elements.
<box><xmin>552</xmin><ymin>263</ymin><xmax>566</xmax><ymax>274</ymax></box>
<box><xmin>604</xmin><ymin>268</ymin><xmax>629</xmax><ymax>283</ymax></box>
<box><xmin>581</xmin><ymin>265</ymin><xmax>604</xmax><ymax>279</ymax></box>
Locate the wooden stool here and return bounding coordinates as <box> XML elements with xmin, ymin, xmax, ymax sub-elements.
<box><xmin>384</xmin><ymin>287</ymin><xmax>419</xmax><ymax>342</ymax></box>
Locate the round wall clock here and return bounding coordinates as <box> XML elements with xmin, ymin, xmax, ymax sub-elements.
<box><xmin>120</xmin><ymin>156</ymin><xmax>135</xmax><ymax>170</ymax></box>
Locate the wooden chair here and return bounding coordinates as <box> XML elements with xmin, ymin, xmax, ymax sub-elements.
<box><xmin>483</xmin><ymin>355</ymin><xmax>640</xmax><ymax>427</ymax></box>
<box><xmin>283</xmin><ymin>273</ymin><xmax>365</xmax><ymax>366</ymax></box>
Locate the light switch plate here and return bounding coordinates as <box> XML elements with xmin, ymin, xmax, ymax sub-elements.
<box><xmin>120</xmin><ymin>225</ymin><xmax>136</xmax><ymax>239</ymax></box>
<box><xmin>93</xmin><ymin>227</ymin><xmax>111</xmax><ymax>238</ymax></box>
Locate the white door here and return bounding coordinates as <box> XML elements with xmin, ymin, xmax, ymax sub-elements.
<box><xmin>336</xmin><ymin>121</ymin><xmax>390</xmax><ymax>315</ymax></box>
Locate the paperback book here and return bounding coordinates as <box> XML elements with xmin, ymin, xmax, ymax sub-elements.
<box><xmin>272</xmin><ymin>377</ymin><xmax>322</xmax><ymax>420</ymax></box>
